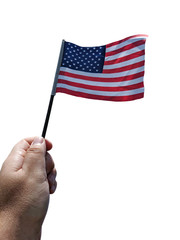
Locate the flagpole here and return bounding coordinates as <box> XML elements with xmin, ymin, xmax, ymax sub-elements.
<box><xmin>41</xmin><ymin>39</ymin><xmax>65</xmax><ymax>138</ymax></box>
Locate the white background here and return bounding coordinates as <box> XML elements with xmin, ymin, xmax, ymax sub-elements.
<box><xmin>0</xmin><ymin>0</ymin><xmax>180</xmax><ymax>239</ymax></box>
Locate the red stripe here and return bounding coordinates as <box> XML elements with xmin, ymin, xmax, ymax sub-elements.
<box><xmin>106</xmin><ymin>34</ymin><xmax>148</xmax><ymax>48</ymax></box>
<box><xmin>104</xmin><ymin>50</ymin><xmax>145</xmax><ymax>65</ymax></box>
<box><xmin>59</xmin><ymin>71</ymin><xmax>144</xmax><ymax>82</ymax></box>
<box><xmin>105</xmin><ymin>40</ymin><xmax>145</xmax><ymax>57</ymax></box>
<box><xmin>56</xmin><ymin>88</ymin><xmax>144</xmax><ymax>101</ymax></box>
<box><xmin>58</xmin><ymin>79</ymin><xmax>144</xmax><ymax>92</ymax></box>
<box><xmin>103</xmin><ymin>61</ymin><xmax>144</xmax><ymax>74</ymax></box>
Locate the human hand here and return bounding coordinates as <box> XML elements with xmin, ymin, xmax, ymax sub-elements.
<box><xmin>0</xmin><ymin>137</ymin><xmax>57</xmax><ymax>240</ymax></box>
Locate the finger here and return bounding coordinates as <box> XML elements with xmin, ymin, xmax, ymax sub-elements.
<box><xmin>50</xmin><ymin>181</ymin><xmax>57</xmax><ymax>194</ymax></box>
<box><xmin>2</xmin><ymin>137</ymin><xmax>53</xmax><ymax>173</ymax></box>
<box><xmin>47</xmin><ymin>168</ymin><xmax>57</xmax><ymax>183</ymax></box>
<box><xmin>45</xmin><ymin>152</ymin><xmax>55</xmax><ymax>175</ymax></box>
<box><xmin>24</xmin><ymin>137</ymin><xmax>53</xmax><ymax>151</ymax></box>
<box><xmin>23</xmin><ymin>137</ymin><xmax>46</xmax><ymax>175</ymax></box>
<box><xmin>2</xmin><ymin>139</ymin><xmax>31</xmax><ymax>172</ymax></box>
<box><xmin>44</xmin><ymin>139</ymin><xmax>53</xmax><ymax>151</ymax></box>
<box><xmin>47</xmin><ymin>168</ymin><xmax>57</xmax><ymax>193</ymax></box>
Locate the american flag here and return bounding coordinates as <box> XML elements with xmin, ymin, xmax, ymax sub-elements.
<box><xmin>56</xmin><ymin>34</ymin><xmax>147</xmax><ymax>101</ymax></box>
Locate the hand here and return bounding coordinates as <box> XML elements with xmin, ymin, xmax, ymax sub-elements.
<box><xmin>0</xmin><ymin>137</ymin><xmax>57</xmax><ymax>240</ymax></box>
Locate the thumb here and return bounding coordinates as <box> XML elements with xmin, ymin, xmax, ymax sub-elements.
<box><xmin>23</xmin><ymin>137</ymin><xmax>46</xmax><ymax>175</ymax></box>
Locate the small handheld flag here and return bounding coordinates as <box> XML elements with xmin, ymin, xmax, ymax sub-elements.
<box><xmin>42</xmin><ymin>35</ymin><xmax>148</xmax><ymax>137</ymax></box>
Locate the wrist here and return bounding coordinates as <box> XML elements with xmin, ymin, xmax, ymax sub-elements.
<box><xmin>0</xmin><ymin>210</ymin><xmax>41</xmax><ymax>240</ymax></box>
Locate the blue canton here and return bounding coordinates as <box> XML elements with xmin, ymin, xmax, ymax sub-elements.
<box><xmin>61</xmin><ymin>41</ymin><xmax>106</xmax><ymax>73</ymax></box>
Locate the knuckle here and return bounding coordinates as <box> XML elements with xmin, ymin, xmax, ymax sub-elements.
<box><xmin>27</xmin><ymin>146</ymin><xmax>44</xmax><ymax>155</ymax></box>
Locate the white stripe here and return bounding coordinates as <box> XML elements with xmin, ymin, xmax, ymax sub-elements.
<box><xmin>59</xmin><ymin>66</ymin><xmax>144</xmax><ymax>78</ymax></box>
<box><xmin>106</xmin><ymin>38</ymin><xmax>146</xmax><ymax>53</ymax></box>
<box><xmin>103</xmin><ymin>55</ymin><xmax>145</xmax><ymax>70</ymax></box>
<box><xmin>58</xmin><ymin>76</ymin><xmax>144</xmax><ymax>87</ymax></box>
<box><xmin>57</xmin><ymin>84</ymin><xmax>144</xmax><ymax>96</ymax></box>
<box><xmin>105</xmin><ymin>44</ymin><xmax>145</xmax><ymax>61</ymax></box>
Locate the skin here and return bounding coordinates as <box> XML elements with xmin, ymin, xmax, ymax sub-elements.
<box><xmin>0</xmin><ymin>136</ymin><xmax>57</xmax><ymax>240</ymax></box>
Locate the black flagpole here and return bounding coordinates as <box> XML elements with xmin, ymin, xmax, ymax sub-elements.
<box><xmin>41</xmin><ymin>39</ymin><xmax>65</xmax><ymax>138</ymax></box>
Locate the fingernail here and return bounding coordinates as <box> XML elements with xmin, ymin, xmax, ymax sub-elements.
<box><xmin>32</xmin><ymin>137</ymin><xmax>44</xmax><ymax>146</ymax></box>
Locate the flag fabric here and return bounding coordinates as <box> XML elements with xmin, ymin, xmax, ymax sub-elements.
<box><xmin>56</xmin><ymin>34</ymin><xmax>147</xmax><ymax>101</ymax></box>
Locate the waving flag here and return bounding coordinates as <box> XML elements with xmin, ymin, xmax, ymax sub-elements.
<box><xmin>56</xmin><ymin>35</ymin><xmax>147</xmax><ymax>101</ymax></box>
<box><xmin>42</xmin><ymin>35</ymin><xmax>148</xmax><ymax>137</ymax></box>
